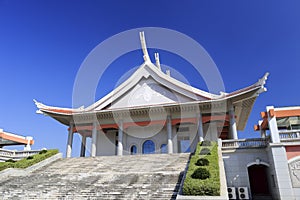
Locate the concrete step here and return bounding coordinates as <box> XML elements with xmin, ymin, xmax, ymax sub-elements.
<box><xmin>0</xmin><ymin>153</ymin><xmax>189</xmax><ymax>199</ymax></box>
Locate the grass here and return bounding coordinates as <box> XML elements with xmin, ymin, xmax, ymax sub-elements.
<box><xmin>0</xmin><ymin>149</ymin><xmax>59</xmax><ymax>172</ymax></box>
<box><xmin>183</xmin><ymin>141</ymin><xmax>220</xmax><ymax>196</ymax></box>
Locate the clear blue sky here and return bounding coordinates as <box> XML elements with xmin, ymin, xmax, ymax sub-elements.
<box><xmin>0</xmin><ymin>1</ymin><xmax>299</xmax><ymax>156</ymax></box>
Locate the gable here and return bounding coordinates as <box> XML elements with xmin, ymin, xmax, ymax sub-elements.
<box><xmin>109</xmin><ymin>77</ymin><xmax>198</xmax><ymax>109</ymax></box>
<box><xmin>91</xmin><ymin>63</ymin><xmax>213</xmax><ymax>111</ymax></box>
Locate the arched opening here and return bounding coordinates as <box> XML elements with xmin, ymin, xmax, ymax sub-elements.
<box><xmin>248</xmin><ymin>164</ymin><xmax>271</xmax><ymax>198</ymax></box>
<box><xmin>160</xmin><ymin>144</ymin><xmax>167</xmax><ymax>154</ymax></box>
<box><xmin>142</xmin><ymin>140</ymin><xmax>155</xmax><ymax>154</ymax></box>
<box><xmin>130</xmin><ymin>145</ymin><xmax>137</xmax><ymax>155</ymax></box>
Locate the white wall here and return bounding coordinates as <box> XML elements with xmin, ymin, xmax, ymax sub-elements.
<box><xmin>96</xmin><ymin>130</ymin><xmax>116</xmax><ymax>156</ymax></box>
<box><xmin>203</xmin><ymin>122</ymin><xmax>219</xmax><ymax>141</ymax></box>
<box><xmin>94</xmin><ymin>123</ymin><xmax>199</xmax><ymax>156</ymax></box>
<box><xmin>125</xmin><ymin>125</ymin><xmax>169</xmax><ymax>154</ymax></box>
<box><xmin>288</xmin><ymin>156</ymin><xmax>300</xmax><ymax>199</ymax></box>
<box><xmin>222</xmin><ymin>149</ymin><xmax>269</xmax><ymax>194</ymax></box>
<box><xmin>111</xmin><ymin>78</ymin><xmax>195</xmax><ymax>109</ymax></box>
<box><xmin>267</xmin><ymin>146</ymin><xmax>295</xmax><ymax>200</ymax></box>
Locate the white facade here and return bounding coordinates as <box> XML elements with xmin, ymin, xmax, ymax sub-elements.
<box><xmin>222</xmin><ymin>106</ymin><xmax>300</xmax><ymax>200</ymax></box>
<box><xmin>35</xmin><ymin>31</ymin><xmax>273</xmax><ymax>199</ymax></box>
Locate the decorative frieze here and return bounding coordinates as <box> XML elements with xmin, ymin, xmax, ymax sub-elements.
<box><xmin>289</xmin><ymin>159</ymin><xmax>300</xmax><ymax>187</ymax></box>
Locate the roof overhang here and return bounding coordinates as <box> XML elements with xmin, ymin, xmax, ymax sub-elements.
<box><xmin>0</xmin><ymin>130</ymin><xmax>34</xmax><ymax>147</ymax></box>
<box><xmin>255</xmin><ymin>106</ymin><xmax>300</xmax><ymax>131</ymax></box>
<box><xmin>38</xmin><ymin>84</ymin><xmax>263</xmax><ymax>131</ymax></box>
<box><xmin>35</xmin><ymin>32</ymin><xmax>269</xmax><ymax>132</ymax></box>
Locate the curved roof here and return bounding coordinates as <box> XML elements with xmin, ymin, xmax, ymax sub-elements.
<box><xmin>34</xmin><ymin>32</ymin><xmax>269</xmax><ymax>131</ymax></box>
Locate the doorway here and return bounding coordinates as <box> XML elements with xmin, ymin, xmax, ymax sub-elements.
<box><xmin>248</xmin><ymin>164</ymin><xmax>271</xmax><ymax>198</ymax></box>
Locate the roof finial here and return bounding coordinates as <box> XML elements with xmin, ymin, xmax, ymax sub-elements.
<box><xmin>155</xmin><ymin>53</ymin><xmax>161</xmax><ymax>70</ymax></box>
<box><xmin>256</xmin><ymin>72</ymin><xmax>269</xmax><ymax>87</ymax></box>
<box><xmin>139</xmin><ymin>32</ymin><xmax>151</xmax><ymax>63</ymax></box>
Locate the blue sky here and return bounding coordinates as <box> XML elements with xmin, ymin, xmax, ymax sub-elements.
<box><xmin>0</xmin><ymin>1</ymin><xmax>299</xmax><ymax>156</ymax></box>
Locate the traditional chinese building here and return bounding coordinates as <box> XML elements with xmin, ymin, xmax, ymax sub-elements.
<box><xmin>34</xmin><ymin>32</ymin><xmax>268</xmax><ymax>160</ymax></box>
<box><xmin>31</xmin><ymin>32</ymin><xmax>300</xmax><ymax>200</ymax></box>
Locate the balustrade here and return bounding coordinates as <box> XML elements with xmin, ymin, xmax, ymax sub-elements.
<box><xmin>279</xmin><ymin>129</ymin><xmax>300</xmax><ymax>142</ymax></box>
<box><xmin>222</xmin><ymin>138</ymin><xmax>269</xmax><ymax>149</ymax></box>
<box><xmin>0</xmin><ymin>149</ymin><xmax>40</xmax><ymax>161</ymax></box>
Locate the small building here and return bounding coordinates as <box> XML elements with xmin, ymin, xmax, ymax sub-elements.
<box><xmin>223</xmin><ymin>106</ymin><xmax>300</xmax><ymax>199</ymax></box>
<box><xmin>0</xmin><ymin>128</ymin><xmax>34</xmax><ymax>150</ymax></box>
<box><xmin>0</xmin><ymin>128</ymin><xmax>35</xmax><ymax>162</ymax></box>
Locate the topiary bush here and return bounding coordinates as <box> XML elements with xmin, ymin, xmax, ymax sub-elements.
<box><xmin>183</xmin><ymin>180</ymin><xmax>219</xmax><ymax>196</ymax></box>
<box><xmin>183</xmin><ymin>142</ymin><xmax>220</xmax><ymax>196</ymax></box>
<box><xmin>199</xmin><ymin>147</ymin><xmax>211</xmax><ymax>155</ymax></box>
<box><xmin>39</xmin><ymin>149</ymin><xmax>48</xmax><ymax>154</ymax></box>
<box><xmin>191</xmin><ymin>167</ymin><xmax>210</xmax><ymax>179</ymax></box>
<box><xmin>196</xmin><ymin>158</ymin><xmax>209</xmax><ymax>166</ymax></box>
<box><xmin>5</xmin><ymin>159</ymin><xmax>16</xmax><ymax>163</ymax></box>
<box><xmin>26</xmin><ymin>156</ymin><xmax>34</xmax><ymax>160</ymax></box>
<box><xmin>201</xmin><ymin>141</ymin><xmax>212</xmax><ymax>146</ymax></box>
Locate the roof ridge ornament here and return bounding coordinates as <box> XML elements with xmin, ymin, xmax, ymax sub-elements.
<box><xmin>255</xmin><ymin>72</ymin><xmax>269</xmax><ymax>93</ymax></box>
<box><xmin>154</xmin><ymin>52</ymin><xmax>161</xmax><ymax>70</ymax></box>
<box><xmin>258</xmin><ymin>72</ymin><xmax>269</xmax><ymax>86</ymax></box>
<box><xmin>139</xmin><ymin>31</ymin><xmax>151</xmax><ymax>63</ymax></box>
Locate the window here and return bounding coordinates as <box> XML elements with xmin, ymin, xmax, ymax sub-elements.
<box><xmin>161</xmin><ymin>144</ymin><xmax>167</xmax><ymax>154</ymax></box>
<box><xmin>177</xmin><ymin>127</ymin><xmax>190</xmax><ymax>132</ymax></box>
<box><xmin>142</xmin><ymin>140</ymin><xmax>155</xmax><ymax>154</ymax></box>
<box><xmin>177</xmin><ymin>136</ymin><xmax>191</xmax><ymax>153</ymax></box>
<box><xmin>130</xmin><ymin>145</ymin><xmax>137</xmax><ymax>155</ymax></box>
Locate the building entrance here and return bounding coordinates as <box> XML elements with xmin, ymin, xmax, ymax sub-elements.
<box><xmin>248</xmin><ymin>164</ymin><xmax>271</xmax><ymax>198</ymax></box>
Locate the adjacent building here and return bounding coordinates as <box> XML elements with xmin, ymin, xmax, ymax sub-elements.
<box><xmin>223</xmin><ymin>106</ymin><xmax>300</xmax><ymax>200</ymax></box>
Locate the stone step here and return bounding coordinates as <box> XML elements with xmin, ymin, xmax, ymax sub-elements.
<box><xmin>0</xmin><ymin>153</ymin><xmax>190</xmax><ymax>199</ymax></box>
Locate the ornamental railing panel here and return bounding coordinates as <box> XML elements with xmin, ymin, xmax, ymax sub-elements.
<box><xmin>0</xmin><ymin>149</ymin><xmax>40</xmax><ymax>162</ymax></box>
<box><xmin>222</xmin><ymin>138</ymin><xmax>269</xmax><ymax>149</ymax></box>
<box><xmin>279</xmin><ymin>129</ymin><xmax>300</xmax><ymax>142</ymax></box>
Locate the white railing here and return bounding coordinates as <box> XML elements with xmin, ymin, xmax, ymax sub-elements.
<box><xmin>279</xmin><ymin>129</ymin><xmax>300</xmax><ymax>142</ymax></box>
<box><xmin>222</xmin><ymin>138</ymin><xmax>269</xmax><ymax>149</ymax></box>
<box><xmin>0</xmin><ymin>148</ymin><xmax>41</xmax><ymax>161</ymax></box>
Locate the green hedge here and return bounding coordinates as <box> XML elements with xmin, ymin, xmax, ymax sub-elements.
<box><xmin>0</xmin><ymin>149</ymin><xmax>59</xmax><ymax>171</ymax></box>
<box><xmin>191</xmin><ymin>167</ymin><xmax>210</xmax><ymax>179</ymax></box>
<box><xmin>183</xmin><ymin>142</ymin><xmax>220</xmax><ymax>196</ymax></box>
<box><xmin>201</xmin><ymin>141</ymin><xmax>212</xmax><ymax>146</ymax></box>
<box><xmin>195</xmin><ymin>158</ymin><xmax>209</xmax><ymax>166</ymax></box>
<box><xmin>199</xmin><ymin>147</ymin><xmax>211</xmax><ymax>155</ymax></box>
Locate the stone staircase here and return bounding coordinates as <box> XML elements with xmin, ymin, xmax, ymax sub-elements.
<box><xmin>0</xmin><ymin>153</ymin><xmax>190</xmax><ymax>199</ymax></box>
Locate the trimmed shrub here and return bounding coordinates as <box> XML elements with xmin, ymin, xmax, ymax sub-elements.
<box><xmin>195</xmin><ymin>158</ymin><xmax>209</xmax><ymax>166</ymax></box>
<box><xmin>26</xmin><ymin>156</ymin><xmax>34</xmax><ymax>160</ymax></box>
<box><xmin>183</xmin><ymin>142</ymin><xmax>220</xmax><ymax>196</ymax></box>
<box><xmin>191</xmin><ymin>167</ymin><xmax>210</xmax><ymax>179</ymax></box>
<box><xmin>199</xmin><ymin>148</ymin><xmax>211</xmax><ymax>155</ymax></box>
<box><xmin>183</xmin><ymin>180</ymin><xmax>219</xmax><ymax>196</ymax></box>
<box><xmin>39</xmin><ymin>149</ymin><xmax>48</xmax><ymax>154</ymax></box>
<box><xmin>201</xmin><ymin>141</ymin><xmax>212</xmax><ymax>146</ymax></box>
<box><xmin>5</xmin><ymin>159</ymin><xmax>16</xmax><ymax>163</ymax></box>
